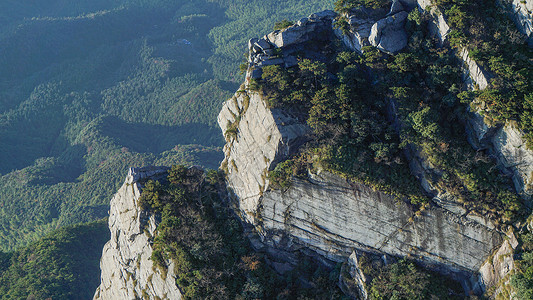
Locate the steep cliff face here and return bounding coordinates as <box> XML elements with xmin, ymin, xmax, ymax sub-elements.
<box><xmin>218</xmin><ymin>91</ymin><xmax>308</xmax><ymax>225</ymax></box>
<box><xmin>218</xmin><ymin>2</ymin><xmax>533</xmax><ymax>297</ymax></box>
<box><xmin>93</xmin><ymin>167</ymin><xmax>182</xmax><ymax>300</ymax></box>
<box><xmin>218</xmin><ymin>86</ymin><xmax>501</xmax><ymax>275</ymax></box>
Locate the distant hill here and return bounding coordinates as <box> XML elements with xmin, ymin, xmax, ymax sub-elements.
<box><xmin>0</xmin><ymin>0</ymin><xmax>334</xmax><ymax>251</ymax></box>
<box><xmin>0</xmin><ymin>220</ymin><xmax>109</xmax><ymax>300</ymax></box>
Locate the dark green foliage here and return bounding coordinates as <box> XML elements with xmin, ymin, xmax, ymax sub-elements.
<box><xmin>334</xmin><ymin>0</ymin><xmax>390</xmax><ymax>13</ymax></box>
<box><xmin>511</xmin><ymin>230</ymin><xmax>533</xmax><ymax>299</ymax></box>
<box><xmin>274</xmin><ymin>19</ymin><xmax>294</xmax><ymax>31</ymax></box>
<box><xmin>138</xmin><ymin>165</ymin><xmax>346</xmax><ymax>299</ymax></box>
<box><xmin>259</xmin><ymin>38</ymin><xmax>427</xmax><ymax>204</ymax></box>
<box><xmin>434</xmin><ymin>0</ymin><xmax>533</xmax><ymax>148</ymax></box>
<box><xmin>382</xmin><ymin>7</ymin><xmax>525</xmax><ymax>223</ymax></box>
<box><xmin>0</xmin><ymin>0</ymin><xmax>335</xmax><ymax>251</ymax></box>
<box><xmin>259</xmin><ymin>8</ymin><xmax>523</xmax><ymax>222</ymax></box>
<box><xmin>363</xmin><ymin>258</ymin><xmax>464</xmax><ymax>300</ymax></box>
<box><xmin>0</xmin><ymin>220</ymin><xmax>109</xmax><ymax>300</ymax></box>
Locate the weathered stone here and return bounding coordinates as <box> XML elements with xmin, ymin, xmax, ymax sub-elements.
<box><xmin>260</xmin><ymin>172</ymin><xmax>502</xmax><ymax>271</ymax></box>
<box><xmin>93</xmin><ymin>167</ymin><xmax>182</xmax><ymax>300</ymax></box>
<box><xmin>389</xmin><ymin>0</ymin><xmax>405</xmax><ymax>15</ymax></box>
<box><xmin>266</xmin><ymin>11</ymin><xmax>332</xmax><ymax>48</ymax></box>
<box><xmin>255</xmin><ymin>38</ymin><xmax>272</xmax><ymax>50</ymax></box>
<box><xmin>492</xmin><ymin>123</ymin><xmax>533</xmax><ymax>198</ymax></box>
<box><xmin>417</xmin><ymin>0</ymin><xmax>433</xmax><ymax>9</ymax></box>
<box><xmin>217</xmin><ymin>91</ymin><xmax>309</xmax><ymax>224</ymax></box>
<box><xmin>284</xmin><ymin>55</ymin><xmax>298</xmax><ymax>68</ymax></box>
<box><xmin>369</xmin><ymin>11</ymin><xmax>408</xmax><ymax>54</ymax></box>
<box><xmin>248</xmin><ymin>68</ymin><xmax>262</xmax><ymax>79</ymax></box>
<box><xmin>507</xmin><ymin>0</ymin><xmax>533</xmax><ymax>44</ymax></box>
<box><xmin>258</xmin><ymin>57</ymin><xmax>284</xmax><ymax>66</ymax></box>
<box><xmin>309</xmin><ymin>10</ymin><xmax>336</xmax><ymax>20</ymax></box>
<box><xmin>297</xmin><ymin>17</ymin><xmax>309</xmax><ymax>26</ymax></box>
<box><xmin>252</xmin><ymin>45</ymin><xmax>262</xmax><ymax>53</ymax></box>
<box><xmin>346</xmin><ymin>251</ymin><xmax>369</xmax><ymax>300</ymax></box>
<box><xmin>335</xmin><ymin>27</ymin><xmax>370</xmax><ymax>53</ymax></box>
<box><xmin>460</xmin><ymin>48</ymin><xmax>490</xmax><ymax>90</ymax></box>
<box><xmin>264</xmin><ymin>48</ymin><xmax>275</xmax><ymax>56</ymax></box>
<box><xmin>476</xmin><ymin>240</ymin><xmax>515</xmax><ymax>297</ymax></box>
<box><xmin>506</xmin><ymin>228</ymin><xmax>519</xmax><ymax>249</ymax></box>
<box><xmin>248</xmin><ymin>38</ymin><xmax>258</xmax><ymax>50</ymax></box>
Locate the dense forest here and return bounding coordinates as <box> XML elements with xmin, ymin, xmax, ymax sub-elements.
<box><xmin>0</xmin><ymin>220</ymin><xmax>109</xmax><ymax>299</ymax></box>
<box><xmin>0</xmin><ymin>0</ymin><xmax>334</xmax><ymax>251</ymax></box>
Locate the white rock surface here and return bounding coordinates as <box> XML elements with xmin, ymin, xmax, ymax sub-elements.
<box><xmin>259</xmin><ymin>172</ymin><xmax>501</xmax><ymax>272</ymax></box>
<box><xmin>219</xmin><ymin>89</ymin><xmax>502</xmax><ymax>273</ymax></box>
<box><xmin>93</xmin><ymin>166</ymin><xmax>183</xmax><ymax>300</ymax></box>
<box><xmin>492</xmin><ymin>124</ymin><xmax>533</xmax><ymax>198</ymax></box>
<box><xmin>266</xmin><ymin>10</ymin><xmax>335</xmax><ymax>48</ymax></box>
<box><xmin>218</xmin><ymin>91</ymin><xmax>309</xmax><ymax>224</ymax></box>
<box><xmin>369</xmin><ymin>11</ymin><xmax>409</xmax><ymax>54</ymax></box>
<box><xmin>476</xmin><ymin>240</ymin><xmax>515</xmax><ymax>298</ymax></box>
<box><xmin>460</xmin><ymin>48</ymin><xmax>490</xmax><ymax>90</ymax></box>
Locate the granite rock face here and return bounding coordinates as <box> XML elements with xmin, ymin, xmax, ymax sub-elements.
<box><xmin>218</xmin><ymin>90</ymin><xmax>502</xmax><ymax>279</ymax></box>
<box><xmin>369</xmin><ymin>11</ymin><xmax>408</xmax><ymax>54</ymax></box>
<box><xmin>506</xmin><ymin>0</ymin><xmax>533</xmax><ymax>45</ymax></box>
<box><xmin>335</xmin><ymin>3</ymin><xmax>408</xmax><ymax>54</ymax></box>
<box><xmin>259</xmin><ymin>171</ymin><xmax>501</xmax><ymax>272</ymax></box>
<box><xmin>246</xmin><ymin>10</ymin><xmax>335</xmax><ymax>79</ymax></box>
<box><xmin>476</xmin><ymin>239</ymin><xmax>517</xmax><ymax>298</ymax></box>
<box><xmin>218</xmin><ymin>91</ymin><xmax>309</xmax><ymax>224</ymax></box>
<box><xmin>93</xmin><ymin>167</ymin><xmax>182</xmax><ymax>300</ymax></box>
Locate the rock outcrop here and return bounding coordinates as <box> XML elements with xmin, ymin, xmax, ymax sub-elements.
<box><xmin>218</xmin><ymin>2</ymin><xmax>533</xmax><ymax>296</ymax></box>
<box><xmin>505</xmin><ymin>0</ymin><xmax>533</xmax><ymax>45</ymax></box>
<box><xmin>218</xmin><ymin>90</ymin><xmax>309</xmax><ymax>224</ymax></box>
<box><xmin>402</xmin><ymin>0</ymin><xmax>533</xmax><ymax>200</ymax></box>
<box><xmin>247</xmin><ymin>11</ymin><xmax>335</xmax><ymax>79</ymax></box>
<box><xmin>218</xmin><ymin>84</ymin><xmax>502</xmax><ymax>280</ymax></box>
<box><xmin>93</xmin><ymin>167</ymin><xmax>182</xmax><ymax>300</ymax></box>
<box><xmin>369</xmin><ymin>11</ymin><xmax>408</xmax><ymax>54</ymax></box>
<box><xmin>334</xmin><ymin>3</ymin><xmax>409</xmax><ymax>54</ymax></box>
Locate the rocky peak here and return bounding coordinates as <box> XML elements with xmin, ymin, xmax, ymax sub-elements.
<box><xmin>93</xmin><ymin>166</ymin><xmax>182</xmax><ymax>300</ymax></box>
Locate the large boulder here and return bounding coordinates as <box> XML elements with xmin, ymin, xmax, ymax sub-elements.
<box><xmin>369</xmin><ymin>11</ymin><xmax>408</xmax><ymax>54</ymax></box>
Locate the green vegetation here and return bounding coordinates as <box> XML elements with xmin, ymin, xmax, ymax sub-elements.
<box><xmin>258</xmin><ymin>9</ymin><xmax>523</xmax><ymax>222</ymax></box>
<box><xmin>355</xmin><ymin>256</ymin><xmax>464</xmax><ymax>300</ymax></box>
<box><xmin>0</xmin><ymin>0</ymin><xmax>335</xmax><ymax>251</ymax></box>
<box><xmin>0</xmin><ymin>220</ymin><xmax>109</xmax><ymax>300</ymax></box>
<box><xmin>434</xmin><ymin>0</ymin><xmax>533</xmax><ymax>147</ymax></box>
<box><xmin>259</xmin><ymin>36</ymin><xmax>428</xmax><ymax>205</ymax></box>
<box><xmin>511</xmin><ymin>225</ymin><xmax>533</xmax><ymax>299</ymax></box>
<box><xmin>334</xmin><ymin>0</ymin><xmax>391</xmax><ymax>13</ymax></box>
<box><xmin>138</xmin><ymin>165</ymin><xmax>346</xmax><ymax>299</ymax></box>
<box><xmin>274</xmin><ymin>19</ymin><xmax>294</xmax><ymax>31</ymax></box>
<box><xmin>381</xmin><ymin>9</ymin><xmax>524</xmax><ymax>223</ymax></box>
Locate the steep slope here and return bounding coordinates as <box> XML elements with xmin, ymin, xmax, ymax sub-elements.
<box><xmin>93</xmin><ymin>167</ymin><xmax>182</xmax><ymax>300</ymax></box>
<box><xmin>219</xmin><ymin>1</ymin><xmax>532</xmax><ymax>296</ymax></box>
<box><xmin>0</xmin><ymin>220</ymin><xmax>109</xmax><ymax>300</ymax></box>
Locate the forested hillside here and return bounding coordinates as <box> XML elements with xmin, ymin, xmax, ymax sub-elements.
<box><xmin>0</xmin><ymin>220</ymin><xmax>109</xmax><ymax>300</ymax></box>
<box><xmin>0</xmin><ymin>0</ymin><xmax>334</xmax><ymax>251</ymax></box>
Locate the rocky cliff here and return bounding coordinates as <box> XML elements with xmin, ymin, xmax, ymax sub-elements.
<box><xmin>93</xmin><ymin>167</ymin><xmax>182</xmax><ymax>300</ymax></box>
<box><xmin>219</xmin><ymin>86</ymin><xmax>502</xmax><ymax>284</ymax></box>
<box><xmin>219</xmin><ymin>1</ymin><xmax>533</xmax><ymax>297</ymax></box>
<box><xmin>92</xmin><ymin>1</ymin><xmax>532</xmax><ymax>299</ymax></box>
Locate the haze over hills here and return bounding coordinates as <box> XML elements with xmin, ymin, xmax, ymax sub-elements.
<box><xmin>1</xmin><ymin>0</ymin><xmax>532</xmax><ymax>299</ymax></box>
<box><xmin>0</xmin><ymin>0</ymin><xmax>334</xmax><ymax>251</ymax></box>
